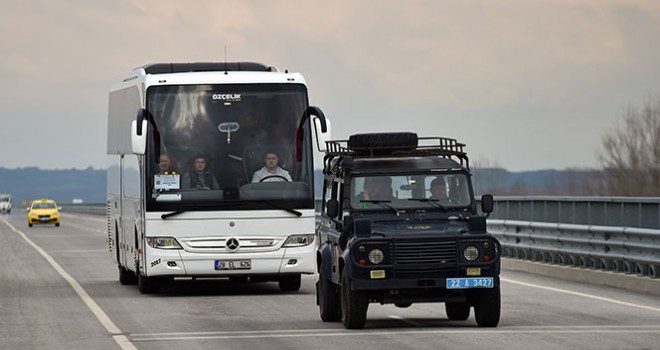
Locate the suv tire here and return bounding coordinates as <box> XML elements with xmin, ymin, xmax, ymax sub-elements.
<box><xmin>445</xmin><ymin>301</ymin><xmax>470</xmax><ymax>320</ymax></box>
<box><xmin>341</xmin><ymin>267</ymin><xmax>368</xmax><ymax>329</ymax></box>
<box><xmin>317</xmin><ymin>269</ymin><xmax>341</xmax><ymax>322</ymax></box>
<box><xmin>475</xmin><ymin>287</ymin><xmax>501</xmax><ymax>327</ymax></box>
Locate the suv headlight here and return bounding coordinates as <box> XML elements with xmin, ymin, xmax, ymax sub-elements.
<box><xmin>463</xmin><ymin>245</ymin><xmax>480</xmax><ymax>262</ymax></box>
<box><xmin>147</xmin><ymin>237</ymin><xmax>182</xmax><ymax>249</ymax></box>
<box><xmin>368</xmin><ymin>248</ymin><xmax>385</xmax><ymax>264</ymax></box>
<box><xmin>283</xmin><ymin>234</ymin><xmax>315</xmax><ymax>247</ymax></box>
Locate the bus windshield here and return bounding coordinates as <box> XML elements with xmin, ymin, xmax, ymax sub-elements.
<box><xmin>145</xmin><ymin>83</ymin><xmax>314</xmax><ymax>211</ymax></box>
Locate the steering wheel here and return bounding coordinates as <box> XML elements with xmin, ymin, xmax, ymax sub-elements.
<box><xmin>259</xmin><ymin>175</ymin><xmax>290</xmax><ymax>182</ymax></box>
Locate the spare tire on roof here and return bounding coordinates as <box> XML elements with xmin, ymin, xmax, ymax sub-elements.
<box><xmin>348</xmin><ymin>132</ymin><xmax>418</xmax><ymax>153</ymax></box>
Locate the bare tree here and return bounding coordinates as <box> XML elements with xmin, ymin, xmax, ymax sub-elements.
<box><xmin>599</xmin><ymin>97</ymin><xmax>660</xmax><ymax>196</ymax></box>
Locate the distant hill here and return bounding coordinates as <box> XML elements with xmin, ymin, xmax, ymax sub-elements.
<box><xmin>0</xmin><ymin>167</ymin><xmax>601</xmax><ymax>206</ymax></box>
<box><xmin>0</xmin><ymin>167</ymin><xmax>106</xmax><ymax>205</ymax></box>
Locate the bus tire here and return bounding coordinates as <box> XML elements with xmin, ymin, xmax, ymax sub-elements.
<box><xmin>278</xmin><ymin>274</ymin><xmax>301</xmax><ymax>292</ymax></box>
<box><xmin>138</xmin><ymin>273</ymin><xmax>161</xmax><ymax>294</ymax></box>
<box><xmin>119</xmin><ymin>265</ymin><xmax>137</xmax><ymax>285</ymax></box>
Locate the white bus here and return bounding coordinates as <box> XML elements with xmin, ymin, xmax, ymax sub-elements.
<box><xmin>107</xmin><ymin>62</ymin><xmax>329</xmax><ymax>294</ymax></box>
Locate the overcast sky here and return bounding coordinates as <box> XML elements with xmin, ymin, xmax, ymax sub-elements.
<box><xmin>1</xmin><ymin>0</ymin><xmax>659</xmax><ymax>171</ymax></box>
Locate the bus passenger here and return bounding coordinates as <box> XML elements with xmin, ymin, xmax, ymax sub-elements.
<box><xmin>157</xmin><ymin>154</ymin><xmax>177</xmax><ymax>174</ymax></box>
<box><xmin>182</xmin><ymin>153</ymin><xmax>220</xmax><ymax>190</ymax></box>
<box><xmin>251</xmin><ymin>151</ymin><xmax>292</xmax><ymax>183</ymax></box>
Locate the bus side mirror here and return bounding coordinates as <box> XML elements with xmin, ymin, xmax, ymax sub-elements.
<box><xmin>313</xmin><ymin>117</ymin><xmax>331</xmax><ymax>152</ymax></box>
<box><xmin>481</xmin><ymin>194</ymin><xmax>494</xmax><ymax>214</ymax></box>
<box><xmin>326</xmin><ymin>199</ymin><xmax>339</xmax><ymax>218</ymax></box>
<box><xmin>131</xmin><ymin>109</ymin><xmax>148</xmax><ymax>155</ymax></box>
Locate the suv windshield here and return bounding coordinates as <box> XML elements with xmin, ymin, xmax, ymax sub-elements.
<box><xmin>351</xmin><ymin>173</ymin><xmax>472</xmax><ymax>210</ymax></box>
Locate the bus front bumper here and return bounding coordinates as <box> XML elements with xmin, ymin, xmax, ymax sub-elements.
<box><xmin>144</xmin><ymin>245</ymin><xmax>316</xmax><ymax>277</ymax></box>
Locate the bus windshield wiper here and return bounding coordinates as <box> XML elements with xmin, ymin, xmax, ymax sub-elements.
<box><xmin>160</xmin><ymin>201</ymin><xmax>302</xmax><ymax>219</ymax></box>
<box><xmin>408</xmin><ymin>198</ymin><xmax>448</xmax><ymax>211</ymax></box>
<box><xmin>161</xmin><ymin>210</ymin><xmax>185</xmax><ymax>219</ymax></box>
<box><xmin>359</xmin><ymin>200</ymin><xmax>399</xmax><ymax>214</ymax></box>
<box><xmin>260</xmin><ymin>201</ymin><xmax>303</xmax><ymax>217</ymax></box>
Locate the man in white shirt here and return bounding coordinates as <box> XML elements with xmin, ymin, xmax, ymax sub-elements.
<box><xmin>251</xmin><ymin>151</ymin><xmax>292</xmax><ymax>183</ymax></box>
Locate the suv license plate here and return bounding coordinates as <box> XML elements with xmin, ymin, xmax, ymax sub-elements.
<box><xmin>446</xmin><ymin>277</ymin><xmax>494</xmax><ymax>289</ymax></box>
<box><xmin>215</xmin><ymin>260</ymin><xmax>251</xmax><ymax>270</ymax></box>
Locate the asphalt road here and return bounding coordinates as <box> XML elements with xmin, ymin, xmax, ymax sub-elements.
<box><xmin>1</xmin><ymin>212</ymin><xmax>659</xmax><ymax>350</ymax></box>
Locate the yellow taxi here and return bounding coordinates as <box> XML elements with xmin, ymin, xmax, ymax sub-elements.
<box><xmin>27</xmin><ymin>199</ymin><xmax>61</xmax><ymax>227</ymax></box>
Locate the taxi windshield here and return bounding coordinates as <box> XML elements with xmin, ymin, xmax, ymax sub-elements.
<box><xmin>33</xmin><ymin>202</ymin><xmax>56</xmax><ymax>209</ymax></box>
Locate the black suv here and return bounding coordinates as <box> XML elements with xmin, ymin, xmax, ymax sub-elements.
<box><xmin>315</xmin><ymin>133</ymin><xmax>501</xmax><ymax>329</ymax></box>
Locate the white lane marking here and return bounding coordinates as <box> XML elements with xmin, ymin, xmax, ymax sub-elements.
<box><xmin>129</xmin><ymin>326</ymin><xmax>660</xmax><ymax>342</ymax></box>
<box><xmin>0</xmin><ymin>216</ymin><xmax>136</xmax><ymax>350</ymax></box>
<box><xmin>501</xmin><ymin>278</ymin><xmax>660</xmax><ymax>313</ymax></box>
<box><xmin>388</xmin><ymin>315</ymin><xmax>426</xmax><ymax>327</ymax></box>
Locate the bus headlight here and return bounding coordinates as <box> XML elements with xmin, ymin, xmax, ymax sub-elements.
<box><xmin>283</xmin><ymin>234</ymin><xmax>315</xmax><ymax>247</ymax></box>
<box><xmin>147</xmin><ymin>237</ymin><xmax>182</xmax><ymax>249</ymax></box>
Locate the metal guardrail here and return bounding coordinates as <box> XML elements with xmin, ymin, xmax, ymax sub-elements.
<box><xmin>488</xmin><ymin>219</ymin><xmax>660</xmax><ymax>278</ymax></box>
<box><xmin>65</xmin><ymin>197</ymin><xmax>660</xmax><ymax>279</ymax></box>
<box><xmin>489</xmin><ymin>196</ymin><xmax>660</xmax><ymax>229</ymax></box>
<box><xmin>61</xmin><ymin>203</ymin><xmax>105</xmax><ymax>216</ymax></box>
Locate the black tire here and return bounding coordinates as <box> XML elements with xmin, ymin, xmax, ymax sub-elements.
<box><xmin>118</xmin><ymin>265</ymin><xmax>138</xmax><ymax>285</ymax></box>
<box><xmin>278</xmin><ymin>274</ymin><xmax>301</xmax><ymax>292</ymax></box>
<box><xmin>28</xmin><ymin>223</ymin><xmax>33</xmax><ymax>227</ymax></box>
<box><xmin>445</xmin><ymin>301</ymin><xmax>471</xmax><ymax>320</ymax></box>
<box><xmin>229</xmin><ymin>276</ymin><xmax>249</xmax><ymax>283</ymax></box>
<box><xmin>474</xmin><ymin>287</ymin><xmax>501</xmax><ymax>327</ymax></box>
<box><xmin>138</xmin><ymin>273</ymin><xmax>161</xmax><ymax>294</ymax></box>
<box><xmin>317</xmin><ymin>269</ymin><xmax>341</xmax><ymax>322</ymax></box>
<box><xmin>340</xmin><ymin>267</ymin><xmax>368</xmax><ymax>329</ymax></box>
<box><xmin>55</xmin><ymin>223</ymin><xmax>60</xmax><ymax>227</ymax></box>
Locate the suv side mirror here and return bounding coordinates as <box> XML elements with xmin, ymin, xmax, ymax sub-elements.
<box><xmin>326</xmin><ymin>199</ymin><xmax>339</xmax><ymax>218</ymax></box>
<box><xmin>481</xmin><ymin>194</ymin><xmax>494</xmax><ymax>214</ymax></box>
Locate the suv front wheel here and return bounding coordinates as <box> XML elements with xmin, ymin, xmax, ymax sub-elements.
<box><xmin>317</xmin><ymin>268</ymin><xmax>341</xmax><ymax>322</ymax></box>
<box><xmin>340</xmin><ymin>267</ymin><xmax>368</xmax><ymax>329</ymax></box>
<box><xmin>474</xmin><ymin>286</ymin><xmax>501</xmax><ymax>327</ymax></box>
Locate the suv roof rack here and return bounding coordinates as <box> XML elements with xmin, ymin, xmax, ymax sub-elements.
<box><xmin>325</xmin><ymin>132</ymin><xmax>469</xmax><ymax>167</ymax></box>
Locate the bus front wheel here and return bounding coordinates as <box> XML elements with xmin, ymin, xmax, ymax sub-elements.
<box><xmin>118</xmin><ymin>265</ymin><xmax>137</xmax><ymax>285</ymax></box>
<box><xmin>138</xmin><ymin>273</ymin><xmax>161</xmax><ymax>294</ymax></box>
<box><xmin>278</xmin><ymin>274</ymin><xmax>301</xmax><ymax>292</ymax></box>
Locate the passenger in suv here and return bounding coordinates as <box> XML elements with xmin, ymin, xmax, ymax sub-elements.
<box><xmin>354</xmin><ymin>176</ymin><xmax>395</xmax><ymax>202</ymax></box>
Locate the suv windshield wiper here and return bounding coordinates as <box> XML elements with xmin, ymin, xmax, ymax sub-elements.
<box><xmin>408</xmin><ymin>198</ymin><xmax>448</xmax><ymax>211</ymax></box>
<box><xmin>359</xmin><ymin>200</ymin><xmax>399</xmax><ymax>214</ymax></box>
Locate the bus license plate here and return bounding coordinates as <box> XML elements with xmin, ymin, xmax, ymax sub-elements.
<box><xmin>446</xmin><ymin>277</ymin><xmax>493</xmax><ymax>289</ymax></box>
<box><xmin>215</xmin><ymin>260</ymin><xmax>251</xmax><ymax>270</ymax></box>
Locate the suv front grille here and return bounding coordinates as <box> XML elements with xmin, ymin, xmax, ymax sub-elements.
<box><xmin>392</xmin><ymin>239</ymin><xmax>457</xmax><ymax>271</ymax></box>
